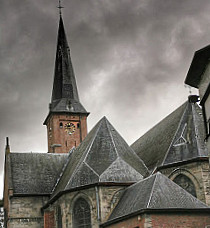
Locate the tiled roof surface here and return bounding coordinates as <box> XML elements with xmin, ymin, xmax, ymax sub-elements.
<box><xmin>52</xmin><ymin>117</ymin><xmax>149</xmax><ymax>197</ymax></box>
<box><xmin>108</xmin><ymin>173</ymin><xmax>209</xmax><ymax>221</ymax></box>
<box><xmin>131</xmin><ymin>100</ymin><xmax>208</xmax><ymax>172</ymax></box>
<box><xmin>9</xmin><ymin>153</ymin><xmax>68</xmax><ymax>194</ymax></box>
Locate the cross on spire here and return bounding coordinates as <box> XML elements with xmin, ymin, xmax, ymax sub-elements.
<box><xmin>57</xmin><ymin>0</ymin><xmax>64</xmax><ymax>16</ymax></box>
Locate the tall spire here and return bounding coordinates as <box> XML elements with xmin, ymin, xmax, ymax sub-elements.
<box><xmin>50</xmin><ymin>14</ymin><xmax>87</xmax><ymax>114</ymax></box>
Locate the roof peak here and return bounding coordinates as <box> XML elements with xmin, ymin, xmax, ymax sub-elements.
<box><xmin>51</xmin><ymin>116</ymin><xmax>148</xmax><ymax>196</ymax></box>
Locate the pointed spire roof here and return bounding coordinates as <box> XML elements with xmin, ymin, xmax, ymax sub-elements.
<box><xmin>131</xmin><ymin>96</ymin><xmax>209</xmax><ymax>172</ymax></box>
<box><xmin>108</xmin><ymin>173</ymin><xmax>209</xmax><ymax>222</ymax></box>
<box><xmin>49</xmin><ymin>16</ymin><xmax>88</xmax><ymax>114</ymax></box>
<box><xmin>52</xmin><ymin>117</ymin><xmax>149</xmax><ymax>196</ymax></box>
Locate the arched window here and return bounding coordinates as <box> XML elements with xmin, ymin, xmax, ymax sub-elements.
<box><xmin>57</xmin><ymin>206</ymin><xmax>62</xmax><ymax>228</ymax></box>
<box><xmin>73</xmin><ymin>198</ymin><xmax>91</xmax><ymax>228</ymax></box>
<box><xmin>173</xmin><ymin>174</ymin><xmax>197</xmax><ymax>197</ymax></box>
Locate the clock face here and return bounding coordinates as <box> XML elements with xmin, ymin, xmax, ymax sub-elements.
<box><xmin>64</xmin><ymin>122</ymin><xmax>76</xmax><ymax>135</ymax></box>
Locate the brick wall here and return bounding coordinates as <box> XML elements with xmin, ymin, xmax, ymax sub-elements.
<box><xmin>150</xmin><ymin>213</ymin><xmax>210</xmax><ymax>228</ymax></box>
<box><xmin>44</xmin><ymin>211</ymin><xmax>55</xmax><ymax>228</ymax></box>
<box><xmin>7</xmin><ymin>196</ymin><xmax>48</xmax><ymax>228</ymax></box>
<box><xmin>47</xmin><ymin>114</ymin><xmax>88</xmax><ymax>153</ymax></box>
<box><xmin>101</xmin><ymin>214</ymin><xmax>145</xmax><ymax>228</ymax></box>
<box><xmin>102</xmin><ymin>213</ymin><xmax>210</xmax><ymax>228</ymax></box>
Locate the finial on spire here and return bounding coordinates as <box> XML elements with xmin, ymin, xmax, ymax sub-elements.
<box><xmin>5</xmin><ymin>137</ymin><xmax>10</xmax><ymax>154</ymax></box>
<box><xmin>57</xmin><ymin>0</ymin><xmax>64</xmax><ymax>17</ymax></box>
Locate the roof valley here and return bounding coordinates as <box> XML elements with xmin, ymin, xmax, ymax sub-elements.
<box><xmin>146</xmin><ymin>174</ymin><xmax>157</xmax><ymax>208</ymax></box>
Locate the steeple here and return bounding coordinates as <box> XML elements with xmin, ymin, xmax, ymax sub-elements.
<box><xmin>44</xmin><ymin>12</ymin><xmax>89</xmax><ymax>153</ymax></box>
<box><xmin>50</xmin><ymin>15</ymin><xmax>87</xmax><ymax>114</ymax></box>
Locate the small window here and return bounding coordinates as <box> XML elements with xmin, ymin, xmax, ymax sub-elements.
<box><xmin>77</xmin><ymin>123</ymin><xmax>80</xmax><ymax>129</ymax></box>
<box><xmin>60</xmin><ymin>122</ymin><xmax>63</xmax><ymax>129</ymax></box>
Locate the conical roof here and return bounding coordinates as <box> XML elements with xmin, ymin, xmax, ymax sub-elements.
<box><xmin>49</xmin><ymin>16</ymin><xmax>88</xmax><ymax>114</ymax></box>
<box><xmin>131</xmin><ymin>97</ymin><xmax>208</xmax><ymax>172</ymax></box>
<box><xmin>52</xmin><ymin>117</ymin><xmax>149</xmax><ymax>196</ymax></box>
<box><xmin>108</xmin><ymin>172</ymin><xmax>209</xmax><ymax>222</ymax></box>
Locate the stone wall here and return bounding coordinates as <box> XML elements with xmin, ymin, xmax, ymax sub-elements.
<box><xmin>7</xmin><ymin>196</ymin><xmax>48</xmax><ymax>228</ymax></box>
<box><xmin>44</xmin><ymin>185</ymin><xmax>125</xmax><ymax>228</ymax></box>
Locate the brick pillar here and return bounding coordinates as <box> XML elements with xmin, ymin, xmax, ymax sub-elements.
<box><xmin>44</xmin><ymin>210</ymin><xmax>55</xmax><ymax>228</ymax></box>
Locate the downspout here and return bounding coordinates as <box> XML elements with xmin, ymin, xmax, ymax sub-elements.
<box><xmin>95</xmin><ymin>186</ymin><xmax>101</xmax><ymax>222</ymax></box>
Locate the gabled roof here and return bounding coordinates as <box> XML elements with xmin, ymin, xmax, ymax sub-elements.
<box><xmin>8</xmin><ymin>153</ymin><xmax>68</xmax><ymax>195</ymax></box>
<box><xmin>131</xmin><ymin>97</ymin><xmax>208</xmax><ymax>172</ymax></box>
<box><xmin>185</xmin><ymin>44</ymin><xmax>210</xmax><ymax>88</ymax></box>
<box><xmin>108</xmin><ymin>172</ymin><xmax>209</xmax><ymax>222</ymax></box>
<box><xmin>52</xmin><ymin>117</ymin><xmax>149</xmax><ymax>197</ymax></box>
<box><xmin>45</xmin><ymin>16</ymin><xmax>88</xmax><ymax>119</ymax></box>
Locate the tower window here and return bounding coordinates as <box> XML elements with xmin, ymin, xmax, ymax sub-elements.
<box><xmin>60</xmin><ymin>122</ymin><xmax>63</xmax><ymax>129</ymax></box>
<box><xmin>73</xmin><ymin>198</ymin><xmax>91</xmax><ymax>228</ymax></box>
<box><xmin>77</xmin><ymin>123</ymin><xmax>80</xmax><ymax>129</ymax></box>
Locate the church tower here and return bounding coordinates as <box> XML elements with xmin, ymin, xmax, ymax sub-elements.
<box><xmin>44</xmin><ymin>15</ymin><xmax>89</xmax><ymax>153</ymax></box>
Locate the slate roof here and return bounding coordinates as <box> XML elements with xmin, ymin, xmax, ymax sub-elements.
<box><xmin>8</xmin><ymin>153</ymin><xmax>68</xmax><ymax>195</ymax></box>
<box><xmin>52</xmin><ymin>116</ymin><xmax>149</xmax><ymax>197</ymax></box>
<box><xmin>47</xmin><ymin>16</ymin><xmax>88</xmax><ymax>116</ymax></box>
<box><xmin>131</xmin><ymin>98</ymin><xmax>208</xmax><ymax>172</ymax></box>
<box><xmin>108</xmin><ymin>172</ymin><xmax>209</xmax><ymax>222</ymax></box>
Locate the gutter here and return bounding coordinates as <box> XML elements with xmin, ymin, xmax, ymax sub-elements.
<box><xmin>41</xmin><ymin>182</ymin><xmax>132</xmax><ymax>211</ymax></box>
<box><xmin>95</xmin><ymin>186</ymin><xmax>101</xmax><ymax>222</ymax></box>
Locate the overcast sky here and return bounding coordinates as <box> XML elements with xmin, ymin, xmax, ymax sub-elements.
<box><xmin>1</xmin><ymin>0</ymin><xmax>210</xmax><ymax>198</ymax></box>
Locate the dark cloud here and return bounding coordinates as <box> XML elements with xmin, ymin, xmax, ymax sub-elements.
<box><xmin>0</xmin><ymin>0</ymin><xmax>209</xmax><ymax>197</ymax></box>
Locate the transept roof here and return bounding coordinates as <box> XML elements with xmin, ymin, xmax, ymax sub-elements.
<box><xmin>131</xmin><ymin>97</ymin><xmax>209</xmax><ymax>172</ymax></box>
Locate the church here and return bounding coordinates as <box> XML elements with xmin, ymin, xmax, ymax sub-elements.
<box><xmin>3</xmin><ymin>6</ymin><xmax>210</xmax><ymax>228</ymax></box>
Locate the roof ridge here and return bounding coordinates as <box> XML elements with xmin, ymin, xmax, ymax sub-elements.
<box><xmin>146</xmin><ymin>173</ymin><xmax>158</xmax><ymax>208</ymax></box>
<box><xmin>191</xmin><ymin>103</ymin><xmax>207</xmax><ymax>157</ymax></box>
<box><xmin>105</xmin><ymin>117</ymin><xmax>119</xmax><ymax>157</ymax></box>
<box><xmin>65</xmin><ymin>119</ymin><xmax>103</xmax><ymax>189</ymax></box>
<box><xmin>51</xmin><ymin>149</ymin><xmax>73</xmax><ymax>193</ymax></box>
<box><xmin>161</xmin><ymin>102</ymin><xmax>188</xmax><ymax>167</ymax></box>
<box><xmin>84</xmin><ymin>161</ymin><xmax>100</xmax><ymax>177</ymax></box>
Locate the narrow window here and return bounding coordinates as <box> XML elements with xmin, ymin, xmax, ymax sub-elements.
<box><xmin>60</xmin><ymin>122</ymin><xmax>63</xmax><ymax>129</ymax></box>
<box><xmin>57</xmin><ymin>206</ymin><xmax>62</xmax><ymax>228</ymax></box>
<box><xmin>77</xmin><ymin>123</ymin><xmax>80</xmax><ymax>129</ymax></box>
<box><xmin>173</xmin><ymin>174</ymin><xmax>197</xmax><ymax>197</ymax></box>
<box><xmin>73</xmin><ymin>198</ymin><xmax>91</xmax><ymax>228</ymax></box>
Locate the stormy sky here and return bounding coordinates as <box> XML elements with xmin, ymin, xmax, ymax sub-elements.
<box><xmin>0</xmin><ymin>0</ymin><xmax>210</xmax><ymax>198</ymax></box>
